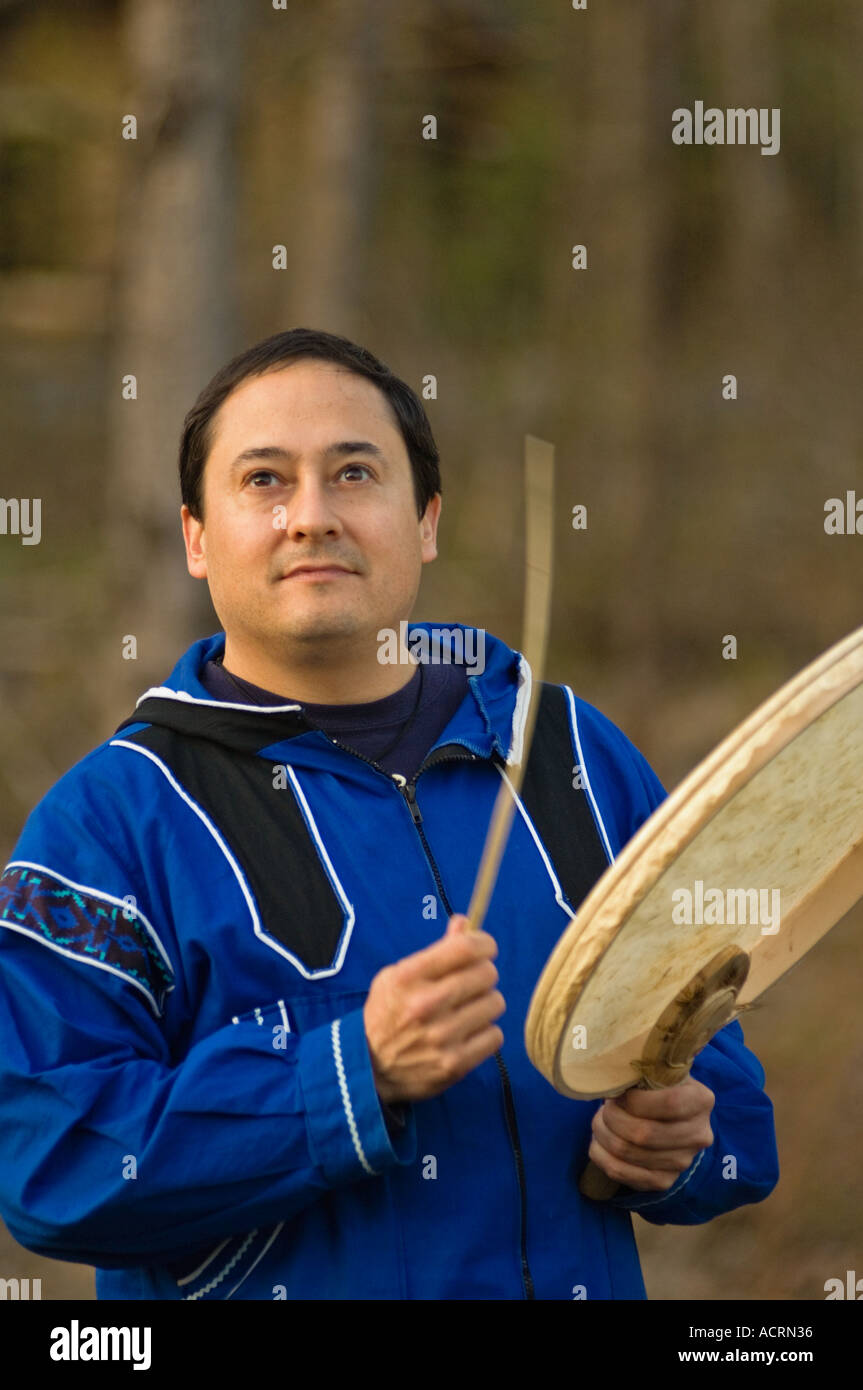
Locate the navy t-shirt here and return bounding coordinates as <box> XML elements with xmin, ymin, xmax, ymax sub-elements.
<box><xmin>200</xmin><ymin>652</ymin><xmax>469</xmax><ymax>786</ymax></box>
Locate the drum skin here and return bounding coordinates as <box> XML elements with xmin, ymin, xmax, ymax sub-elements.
<box><xmin>526</xmin><ymin>624</ymin><xmax>863</xmax><ymax>1099</ymax></box>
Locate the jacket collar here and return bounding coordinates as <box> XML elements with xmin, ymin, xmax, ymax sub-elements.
<box><xmin>114</xmin><ymin>623</ymin><xmax>533</xmax><ymax>770</ymax></box>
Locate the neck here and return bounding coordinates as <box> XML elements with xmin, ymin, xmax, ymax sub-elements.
<box><xmin>221</xmin><ymin>631</ymin><xmax>420</xmax><ymax>705</ymax></box>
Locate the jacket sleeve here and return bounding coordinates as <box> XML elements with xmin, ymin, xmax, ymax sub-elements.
<box><xmin>573</xmin><ymin>695</ymin><xmax>780</xmax><ymax>1221</ymax></box>
<box><xmin>607</xmin><ymin>1015</ymin><xmax>779</xmax><ymax>1224</ymax></box>
<box><xmin>0</xmin><ymin>778</ymin><xmax>416</xmax><ymax>1269</ymax></box>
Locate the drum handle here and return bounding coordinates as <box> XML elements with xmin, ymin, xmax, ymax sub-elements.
<box><xmin>578</xmin><ymin>946</ymin><xmax>750</xmax><ymax>1202</ymax></box>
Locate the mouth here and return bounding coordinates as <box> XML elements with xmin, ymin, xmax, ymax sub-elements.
<box><xmin>282</xmin><ymin>566</ymin><xmax>355</xmax><ymax>581</ymax></box>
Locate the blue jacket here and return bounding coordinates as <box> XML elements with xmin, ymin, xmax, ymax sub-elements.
<box><xmin>0</xmin><ymin>624</ymin><xmax>778</xmax><ymax>1299</ymax></box>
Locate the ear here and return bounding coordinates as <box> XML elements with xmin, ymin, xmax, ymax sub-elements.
<box><xmin>181</xmin><ymin>505</ymin><xmax>207</xmax><ymax>579</ymax></box>
<box><xmin>420</xmin><ymin>493</ymin><xmax>442</xmax><ymax>564</ymax></box>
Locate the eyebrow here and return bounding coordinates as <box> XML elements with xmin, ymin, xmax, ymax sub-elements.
<box><xmin>229</xmin><ymin>441</ymin><xmax>386</xmax><ymax>474</ymax></box>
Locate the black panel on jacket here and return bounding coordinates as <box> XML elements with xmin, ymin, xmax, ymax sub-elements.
<box><xmin>518</xmin><ymin>683</ymin><xmax>611</xmax><ymax>913</ymax></box>
<box><xmin>114</xmin><ymin>681</ymin><xmax>609</xmax><ymax>972</ymax></box>
<box><xmin>120</xmin><ymin>722</ymin><xmax>346</xmax><ymax>971</ymax></box>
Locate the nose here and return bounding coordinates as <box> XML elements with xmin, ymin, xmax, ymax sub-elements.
<box><xmin>283</xmin><ymin>469</ymin><xmax>343</xmax><ymax>542</ymax></box>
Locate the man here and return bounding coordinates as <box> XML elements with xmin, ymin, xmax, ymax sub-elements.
<box><xmin>0</xmin><ymin>328</ymin><xmax>778</xmax><ymax>1300</ymax></box>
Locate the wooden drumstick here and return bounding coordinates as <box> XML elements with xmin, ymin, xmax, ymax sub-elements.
<box><xmin>465</xmin><ymin>435</ymin><xmax>554</xmax><ymax>932</ymax></box>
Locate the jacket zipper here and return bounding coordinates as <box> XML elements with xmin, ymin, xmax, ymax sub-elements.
<box><xmin>328</xmin><ymin>735</ymin><xmax>537</xmax><ymax>1301</ymax></box>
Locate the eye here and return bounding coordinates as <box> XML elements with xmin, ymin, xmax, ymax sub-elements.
<box><xmin>247</xmin><ymin>470</ymin><xmax>278</xmax><ymax>487</ymax></box>
<box><xmin>340</xmin><ymin>463</ymin><xmax>373</xmax><ymax>481</ymax></box>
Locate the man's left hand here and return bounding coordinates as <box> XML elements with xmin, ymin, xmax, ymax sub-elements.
<box><xmin>587</xmin><ymin>1076</ymin><xmax>715</xmax><ymax>1192</ymax></box>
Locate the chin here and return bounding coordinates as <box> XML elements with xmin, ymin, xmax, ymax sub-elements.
<box><xmin>279</xmin><ymin>613</ymin><xmax>364</xmax><ymax>642</ymax></box>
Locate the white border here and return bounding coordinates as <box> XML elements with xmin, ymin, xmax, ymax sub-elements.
<box><xmin>182</xmin><ymin>1229</ymin><xmax>258</xmax><ymax>1301</ymax></box>
<box><xmin>492</xmin><ymin>767</ymin><xmax>579</xmax><ymax>925</ymax></box>
<box><xmin>109</xmin><ymin>741</ymin><xmax>354</xmax><ymax>979</ymax></box>
<box><xmin>331</xmin><ymin>1018</ymin><xmax>377</xmax><ymax>1176</ymax></box>
<box><xmin>134</xmin><ymin>686</ymin><xmax>302</xmax><ymax>714</ymax></box>
<box><xmin>506</xmin><ymin>654</ymin><xmax>532</xmax><ymax>765</ymax></box>
<box><xmin>562</xmin><ymin>686</ymin><xmax>615</xmax><ymax>864</ymax></box>
<box><xmin>176</xmin><ymin>1236</ymin><xmax>232</xmax><ymax>1288</ymax></box>
<box><xmin>224</xmin><ymin>1222</ymin><xmax>286</xmax><ymax>1301</ymax></box>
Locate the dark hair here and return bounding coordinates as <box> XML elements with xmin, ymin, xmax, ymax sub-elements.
<box><xmin>178</xmin><ymin>327</ymin><xmax>441</xmax><ymax>521</ymax></box>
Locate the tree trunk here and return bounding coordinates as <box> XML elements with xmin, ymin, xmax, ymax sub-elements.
<box><xmin>101</xmin><ymin>0</ymin><xmax>245</xmax><ymax>724</ymax></box>
<box><xmin>285</xmin><ymin>0</ymin><xmax>379</xmax><ymax>338</ymax></box>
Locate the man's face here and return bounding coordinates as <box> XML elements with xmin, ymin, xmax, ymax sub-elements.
<box><xmin>181</xmin><ymin>360</ymin><xmax>441</xmax><ymax>660</ymax></box>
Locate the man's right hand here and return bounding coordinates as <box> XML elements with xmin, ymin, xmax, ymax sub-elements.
<box><xmin>363</xmin><ymin>914</ymin><xmax>505</xmax><ymax>1105</ymax></box>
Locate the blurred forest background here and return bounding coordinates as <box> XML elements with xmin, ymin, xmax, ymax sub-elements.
<box><xmin>0</xmin><ymin>0</ymin><xmax>861</xmax><ymax>1300</ymax></box>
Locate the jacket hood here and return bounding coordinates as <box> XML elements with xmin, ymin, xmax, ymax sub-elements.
<box><xmin>114</xmin><ymin>622</ymin><xmax>533</xmax><ymax>768</ymax></box>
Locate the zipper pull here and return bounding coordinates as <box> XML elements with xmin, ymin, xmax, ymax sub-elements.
<box><xmin>393</xmin><ymin>773</ymin><xmax>423</xmax><ymax>826</ymax></box>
